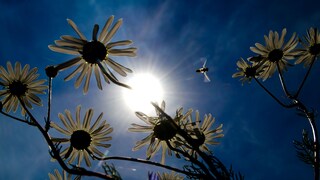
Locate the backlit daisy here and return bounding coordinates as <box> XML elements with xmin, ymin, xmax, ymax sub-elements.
<box><xmin>232</xmin><ymin>57</ymin><xmax>265</xmax><ymax>84</ymax></box>
<box><xmin>128</xmin><ymin>101</ymin><xmax>192</xmax><ymax>164</ymax></box>
<box><xmin>0</xmin><ymin>61</ymin><xmax>47</xmax><ymax>115</ymax></box>
<box><xmin>48</xmin><ymin>16</ymin><xmax>137</xmax><ymax>93</ymax></box>
<box><xmin>295</xmin><ymin>27</ymin><xmax>320</xmax><ymax>66</ymax></box>
<box><xmin>184</xmin><ymin>110</ymin><xmax>224</xmax><ymax>156</ymax></box>
<box><xmin>50</xmin><ymin>106</ymin><xmax>113</xmax><ymax>167</ymax></box>
<box><xmin>250</xmin><ymin>28</ymin><xmax>299</xmax><ymax>80</ymax></box>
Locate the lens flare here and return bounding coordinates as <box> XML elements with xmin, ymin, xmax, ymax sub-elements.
<box><xmin>122</xmin><ymin>73</ymin><xmax>164</xmax><ymax>112</ymax></box>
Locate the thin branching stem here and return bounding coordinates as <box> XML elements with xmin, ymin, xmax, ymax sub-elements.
<box><xmin>210</xmin><ymin>155</ymin><xmax>230</xmax><ymax>176</ymax></box>
<box><xmin>255</xmin><ymin>68</ymin><xmax>319</xmax><ymax>179</ymax></box>
<box><xmin>165</xmin><ymin>140</ymin><xmax>212</xmax><ymax>179</ymax></box>
<box><xmin>195</xmin><ymin>147</ymin><xmax>229</xmax><ymax>179</ymax></box>
<box><xmin>90</xmin><ymin>154</ymin><xmax>203</xmax><ymax>178</ymax></box>
<box><xmin>17</xmin><ymin>98</ymin><xmax>112</xmax><ymax>179</ymax></box>
<box><xmin>309</xmin><ymin>118</ymin><xmax>319</xmax><ymax>180</ymax></box>
<box><xmin>296</xmin><ymin>100</ymin><xmax>319</xmax><ymax>180</ymax></box>
<box><xmin>279</xmin><ymin>60</ymin><xmax>319</xmax><ymax>179</ymax></box>
<box><xmin>294</xmin><ymin>56</ymin><xmax>316</xmax><ymax>98</ymax></box>
<box><xmin>0</xmin><ymin>110</ymin><xmax>36</xmax><ymax>126</ymax></box>
<box><xmin>254</xmin><ymin>78</ymin><xmax>296</xmax><ymax>108</ymax></box>
<box><xmin>257</xmin><ymin>71</ymin><xmax>319</xmax><ymax>180</ymax></box>
<box><xmin>276</xmin><ymin>62</ymin><xmax>292</xmax><ymax>98</ymax></box>
<box><xmin>47</xmin><ymin>77</ymin><xmax>53</xmax><ymax>123</ymax></box>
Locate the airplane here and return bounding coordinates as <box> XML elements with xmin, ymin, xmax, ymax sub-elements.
<box><xmin>196</xmin><ymin>59</ymin><xmax>210</xmax><ymax>82</ymax></box>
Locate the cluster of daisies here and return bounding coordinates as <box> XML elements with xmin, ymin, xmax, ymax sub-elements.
<box><xmin>129</xmin><ymin>101</ymin><xmax>224</xmax><ymax>165</ymax></box>
<box><xmin>1</xmin><ymin>13</ymin><xmax>319</xmax><ymax>179</ymax></box>
<box><xmin>233</xmin><ymin>28</ymin><xmax>320</xmax><ymax>84</ymax></box>
<box><xmin>0</xmin><ymin>15</ymin><xmax>225</xmax><ymax>179</ymax></box>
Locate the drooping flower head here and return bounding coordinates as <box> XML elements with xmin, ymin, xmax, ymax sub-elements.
<box><xmin>0</xmin><ymin>61</ymin><xmax>47</xmax><ymax>115</ymax></box>
<box><xmin>128</xmin><ymin>101</ymin><xmax>192</xmax><ymax>164</ymax></box>
<box><xmin>50</xmin><ymin>106</ymin><xmax>113</xmax><ymax>167</ymax></box>
<box><xmin>249</xmin><ymin>28</ymin><xmax>299</xmax><ymax>80</ymax></box>
<box><xmin>48</xmin><ymin>16</ymin><xmax>137</xmax><ymax>94</ymax></box>
<box><xmin>232</xmin><ymin>57</ymin><xmax>265</xmax><ymax>84</ymax></box>
<box><xmin>295</xmin><ymin>27</ymin><xmax>320</xmax><ymax>66</ymax></box>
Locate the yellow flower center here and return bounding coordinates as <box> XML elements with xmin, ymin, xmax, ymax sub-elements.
<box><xmin>9</xmin><ymin>81</ymin><xmax>27</xmax><ymax>96</ymax></box>
<box><xmin>70</xmin><ymin>130</ymin><xmax>92</xmax><ymax>150</ymax></box>
<box><xmin>82</xmin><ymin>40</ymin><xmax>107</xmax><ymax>64</ymax></box>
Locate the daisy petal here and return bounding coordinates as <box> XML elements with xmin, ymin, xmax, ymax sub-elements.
<box><xmin>102</xmin><ymin>18</ymin><xmax>122</xmax><ymax>44</ymax></box>
<box><xmin>106</xmin><ymin>40</ymin><xmax>133</xmax><ymax>49</ymax></box>
<box><xmin>67</xmin><ymin>19</ymin><xmax>87</xmax><ymax>40</ymax></box>
<box><xmin>48</xmin><ymin>45</ymin><xmax>80</xmax><ymax>55</ymax></box>
<box><xmin>98</xmin><ymin>15</ymin><xmax>114</xmax><ymax>42</ymax></box>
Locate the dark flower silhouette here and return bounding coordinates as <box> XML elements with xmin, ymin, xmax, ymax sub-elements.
<box><xmin>50</xmin><ymin>106</ymin><xmax>113</xmax><ymax>167</ymax></box>
<box><xmin>250</xmin><ymin>28</ymin><xmax>299</xmax><ymax>80</ymax></box>
<box><xmin>48</xmin><ymin>16</ymin><xmax>137</xmax><ymax>93</ymax></box>
<box><xmin>295</xmin><ymin>27</ymin><xmax>320</xmax><ymax>66</ymax></box>
<box><xmin>0</xmin><ymin>62</ymin><xmax>47</xmax><ymax>115</ymax></box>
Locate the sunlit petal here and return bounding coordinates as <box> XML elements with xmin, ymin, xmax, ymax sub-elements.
<box><xmin>102</xmin><ymin>18</ymin><xmax>122</xmax><ymax>44</ymax></box>
<box><xmin>50</xmin><ymin>106</ymin><xmax>112</xmax><ymax>167</ymax></box>
<box><xmin>49</xmin><ymin>16</ymin><xmax>136</xmax><ymax>93</ymax></box>
<box><xmin>67</xmin><ymin>19</ymin><xmax>87</xmax><ymax>40</ymax></box>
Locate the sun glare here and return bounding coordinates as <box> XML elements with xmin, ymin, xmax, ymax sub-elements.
<box><xmin>122</xmin><ymin>73</ymin><xmax>164</xmax><ymax>112</ymax></box>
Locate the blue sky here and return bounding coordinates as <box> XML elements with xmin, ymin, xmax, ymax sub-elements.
<box><xmin>0</xmin><ymin>0</ymin><xmax>320</xmax><ymax>179</ymax></box>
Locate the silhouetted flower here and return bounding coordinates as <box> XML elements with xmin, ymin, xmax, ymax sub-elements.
<box><xmin>50</xmin><ymin>106</ymin><xmax>113</xmax><ymax>167</ymax></box>
<box><xmin>232</xmin><ymin>58</ymin><xmax>265</xmax><ymax>84</ymax></box>
<box><xmin>129</xmin><ymin>101</ymin><xmax>192</xmax><ymax>164</ymax></box>
<box><xmin>48</xmin><ymin>16</ymin><xmax>137</xmax><ymax>93</ymax></box>
<box><xmin>0</xmin><ymin>62</ymin><xmax>47</xmax><ymax>115</ymax></box>
<box><xmin>295</xmin><ymin>27</ymin><xmax>320</xmax><ymax>66</ymax></box>
<box><xmin>45</xmin><ymin>65</ymin><xmax>59</xmax><ymax>78</ymax></box>
<box><xmin>184</xmin><ymin>110</ymin><xmax>224</xmax><ymax>156</ymax></box>
<box><xmin>48</xmin><ymin>169</ymin><xmax>72</xmax><ymax>180</ymax></box>
<box><xmin>250</xmin><ymin>28</ymin><xmax>299</xmax><ymax>80</ymax></box>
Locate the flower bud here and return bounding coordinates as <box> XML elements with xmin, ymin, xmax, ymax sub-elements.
<box><xmin>45</xmin><ymin>66</ymin><xmax>58</xmax><ymax>78</ymax></box>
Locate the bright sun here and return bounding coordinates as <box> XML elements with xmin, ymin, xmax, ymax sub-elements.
<box><xmin>122</xmin><ymin>73</ymin><xmax>164</xmax><ymax>112</ymax></box>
